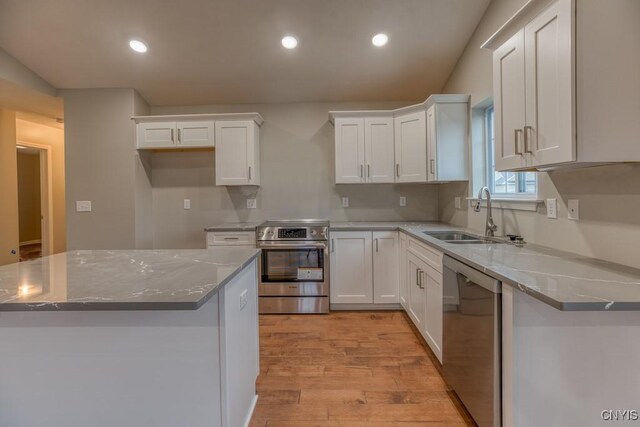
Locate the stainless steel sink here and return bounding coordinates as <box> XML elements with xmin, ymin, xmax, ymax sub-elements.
<box><xmin>423</xmin><ymin>231</ymin><xmax>503</xmax><ymax>244</ymax></box>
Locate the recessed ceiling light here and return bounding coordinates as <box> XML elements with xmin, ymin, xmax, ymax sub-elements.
<box><xmin>281</xmin><ymin>36</ymin><xmax>298</xmax><ymax>49</ymax></box>
<box><xmin>129</xmin><ymin>39</ymin><xmax>148</xmax><ymax>53</ymax></box>
<box><xmin>372</xmin><ymin>33</ymin><xmax>389</xmax><ymax>47</ymax></box>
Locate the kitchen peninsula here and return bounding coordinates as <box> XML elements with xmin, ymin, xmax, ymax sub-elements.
<box><xmin>0</xmin><ymin>248</ymin><xmax>260</xmax><ymax>427</ymax></box>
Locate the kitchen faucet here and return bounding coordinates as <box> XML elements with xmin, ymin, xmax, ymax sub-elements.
<box><xmin>473</xmin><ymin>187</ymin><xmax>498</xmax><ymax>237</ymax></box>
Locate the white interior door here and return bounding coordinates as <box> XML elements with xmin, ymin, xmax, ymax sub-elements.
<box><xmin>394</xmin><ymin>111</ymin><xmax>427</xmax><ymax>183</ymax></box>
<box><xmin>177</xmin><ymin>121</ymin><xmax>215</xmax><ymax>148</ymax></box>
<box><xmin>334</xmin><ymin>118</ymin><xmax>365</xmax><ymax>184</ymax></box>
<box><xmin>493</xmin><ymin>29</ymin><xmax>526</xmax><ymax>171</ymax></box>
<box><xmin>364</xmin><ymin>117</ymin><xmax>395</xmax><ymax>183</ymax></box>
<box><xmin>330</xmin><ymin>231</ymin><xmax>373</xmax><ymax>304</ymax></box>
<box><xmin>373</xmin><ymin>231</ymin><xmax>399</xmax><ymax>303</ymax></box>
<box><xmin>136</xmin><ymin>122</ymin><xmax>176</xmax><ymax>149</ymax></box>
<box><xmin>525</xmin><ymin>0</ymin><xmax>575</xmax><ymax>167</ymax></box>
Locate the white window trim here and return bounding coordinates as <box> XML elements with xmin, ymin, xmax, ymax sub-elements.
<box><xmin>466</xmin><ymin>197</ymin><xmax>543</xmax><ymax>212</ymax></box>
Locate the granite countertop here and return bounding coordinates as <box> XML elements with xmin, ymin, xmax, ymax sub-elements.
<box><xmin>331</xmin><ymin>221</ymin><xmax>640</xmax><ymax>311</ymax></box>
<box><xmin>204</xmin><ymin>222</ymin><xmax>262</xmax><ymax>232</ymax></box>
<box><xmin>0</xmin><ymin>248</ymin><xmax>260</xmax><ymax>311</ymax></box>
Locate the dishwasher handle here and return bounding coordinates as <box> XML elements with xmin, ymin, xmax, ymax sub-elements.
<box><xmin>443</xmin><ymin>256</ymin><xmax>501</xmax><ymax>294</ymax></box>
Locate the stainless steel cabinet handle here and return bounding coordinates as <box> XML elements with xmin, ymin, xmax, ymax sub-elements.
<box><xmin>367</xmin><ymin>164</ymin><xmax>371</xmax><ymax>179</ymax></box>
<box><xmin>223</xmin><ymin>237</ymin><xmax>239</xmax><ymax>240</ymax></box>
<box><xmin>331</xmin><ymin>239</ymin><xmax>335</xmax><ymax>253</ymax></box>
<box><xmin>248</xmin><ymin>166</ymin><xmax>252</xmax><ymax>180</ymax></box>
<box><xmin>375</xmin><ymin>238</ymin><xmax>379</xmax><ymax>252</ymax></box>
<box><xmin>430</xmin><ymin>159</ymin><xmax>435</xmax><ymax>175</ymax></box>
<box><xmin>420</xmin><ymin>271</ymin><xmax>425</xmax><ymax>289</ymax></box>
<box><xmin>170</xmin><ymin>128</ymin><xmax>175</xmax><ymax>143</ymax></box>
<box><xmin>416</xmin><ymin>268</ymin><xmax>420</xmax><ymax>287</ymax></box>
<box><xmin>177</xmin><ymin>128</ymin><xmax>181</xmax><ymax>144</ymax></box>
<box><xmin>514</xmin><ymin>129</ymin><xmax>524</xmax><ymax>155</ymax></box>
<box><xmin>396</xmin><ymin>163</ymin><xmax>400</xmax><ymax>178</ymax></box>
<box><xmin>360</xmin><ymin>164</ymin><xmax>364</xmax><ymax>178</ymax></box>
<box><xmin>524</xmin><ymin>126</ymin><xmax>533</xmax><ymax>153</ymax></box>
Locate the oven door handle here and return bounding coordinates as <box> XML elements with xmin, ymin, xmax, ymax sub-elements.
<box><xmin>257</xmin><ymin>241</ymin><xmax>328</xmax><ymax>248</ymax></box>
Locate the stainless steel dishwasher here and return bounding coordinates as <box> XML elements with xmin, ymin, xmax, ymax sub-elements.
<box><xmin>442</xmin><ymin>255</ymin><xmax>501</xmax><ymax>427</ymax></box>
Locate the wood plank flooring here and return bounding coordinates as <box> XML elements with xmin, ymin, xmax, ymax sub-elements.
<box><xmin>250</xmin><ymin>311</ymin><xmax>475</xmax><ymax>426</ymax></box>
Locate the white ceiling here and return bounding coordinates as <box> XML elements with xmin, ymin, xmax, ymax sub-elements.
<box><xmin>0</xmin><ymin>0</ymin><xmax>491</xmax><ymax>106</ymax></box>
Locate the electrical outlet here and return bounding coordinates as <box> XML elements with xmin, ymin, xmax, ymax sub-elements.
<box><xmin>239</xmin><ymin>289</ymin><xmax>248</xmax><ymax>310</ymax></box>
<box><xmin>568</xmin><ymin>199</ymin><xmax>579</xmax><ymax>220</ymax></box>
<box><xmin>342</xmin><ymin>197</ymin><xmax>349</xmax><ymax>208</ymax></box>
<box><xmin>546</xmin><ymin>198</ymin><xmax>558</xmax><ymax>219</ymax></box>
<box><xmin>247</xmin><ymin>198</ymin><xmax>257</xmax><ymax>209</ymax></box>
<box><xmin>183</xmin><ymin>199</ymin><xmax>191</xmax><ymax>210</ymax></box>
<box><xmin>399</xmin><ymin>196</ymin><xmax>406</xmax><ymax>207</ymax></box>
<box><xmin>76</xmin><ymin>201</ymin><xmax>92</xmax><ymax>212</ymax></box>
<box><xmin>455</xmin><ymin>197</ymin><xmax>461</xmax><ymax>209</ymax></box>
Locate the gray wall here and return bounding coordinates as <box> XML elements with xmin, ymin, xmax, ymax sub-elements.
<box><xmin>149</xmin><ymin>102</ymin><xmax>439</xmax><ymax>248</ymax></box>
<box><xmin>438</xmin><ymin>0</ymin><xmax>640</xmax><ymax>268</ymax></box>
<box><xmin>62</xmin><ymin>88</ymin><xmax>150</xmax><ymax>250</ymax></box>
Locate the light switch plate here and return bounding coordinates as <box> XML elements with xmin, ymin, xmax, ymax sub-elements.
<box><xmin>342</xmin><ymin>197</ymin><xmax>349</xmax><ymax>208</ymax></box>
<box><xmin>247</xmin><ymin>198</ymin><xmax>257</xmax><ymax>209</ymax></box>
<box><xmin>455</xmin><ymin>197</ymin><xmax>461</xmax><ymax>209</ymax></box>
<box><xmin>568</xmin><ymin>199</ymin><xmax>579</xmax><ymax>220</ymax></box>
<box><xmin>399</xmin><ymin>196</ymin><xmax>406</xmax><ymax>207</ymax></box>
<box><xmin>76</xmin><ymin>201</ymin><xmax>92</xmax><ymax>212</ymax></box>
<box><xmin>183</xmin><ymin>199</ymin><xmax>191</xmax><ymax>210</ymax></box>
<box><xmin>546</xmin><ymin>198</ymin><xmax>558</xmax><ymax>219</ymax></box>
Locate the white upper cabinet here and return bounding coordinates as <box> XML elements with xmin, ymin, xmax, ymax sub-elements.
<box><xmin>425</xmin><ymin>95</ymin><xmax>470</xmax><ymax>182</ymax></box>
<box><xmin>215</xmin><ymin>120</ymin><xmax>260</xmax><ymax>186</ymax></box>
<box><xmin>365</xmin><ymin>117</ymin><xmax>395</xmax><ymax>183</ymax></box>
<box><xmin>137</xmin><ymin>121</ymin><xmax>176</xmax><ymax>149</ymax></box>
<box><xmin>333</xmin><ymin>116</ymin><xmax>394</xmax><ymax>184</ymax></box>
<box><xmin>334</xmin><ymin>118</ymin><xmax>366</xmax><ymax>184</ymax></box>
<box><xmin>177</xmin><ymin>121</ymin><xmax>215</xmax><ymax>148</ymax></box>
<box><xmin>484</xmin><ymin>0</ymin><xmax>640</xmax><ymax>170</ymax></box>
<box><xmin>394</xmin><ymin>109</ymin><xmax>427</xmax><ymax>183</ymax></box>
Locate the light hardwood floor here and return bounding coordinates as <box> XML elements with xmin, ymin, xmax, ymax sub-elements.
<box><xmin>250</xmin><ymin>311</ymin><xmax>475</xmax><ymax>426</ymax></box>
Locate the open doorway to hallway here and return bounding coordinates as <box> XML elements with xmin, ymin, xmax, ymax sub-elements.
<box><xmin>16</xmin><ymin>144</ymin><xmax>46</xmax><ymax>261</ymax></box>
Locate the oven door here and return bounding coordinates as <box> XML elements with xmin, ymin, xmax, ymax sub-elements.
<box><xmin>258</xmin><ymin>241</ymin><xmax>328</xmax><ymax>297</ymax></box>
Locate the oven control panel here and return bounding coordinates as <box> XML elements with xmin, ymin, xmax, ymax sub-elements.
<box><xmin>278</xmin><ymin>228</ymin><xmax>307</xmax><ymax>239</ymax></box>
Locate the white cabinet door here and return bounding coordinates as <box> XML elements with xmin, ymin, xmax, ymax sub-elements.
<box><xmin>394</xmin><ymin>111</ymin><xmax>427</xmax><ymax>183</ymax></box>
<box><xmin>406</xmin><ymin>251</ymin><xmax>426</xmax><ymax>330</ymax></box>
<box><xmin>525</xmin><ymin>0</ymin><xmax>574</xmax><ymax>167</ymax></box>
<box><xmin>136</xmin><ymin>121</ymin><xmax>176</xmax><ymax>149</ymax></box>
<box><xmin>364</xmin><ymin>117</ymin><xmax>395</xmax><ymax>183</ymax></box>
<box><xmin>426</xmin><ymin>105</ymin><xmax>438</xmax><ymax>182</ymax></box>
<box><xmin>177</xmin><ymin>121</ymin><xmax>215</xmax><ymax>148</ymax></box>
<box><xmin>398</xmin><ymin>233</ymin><xmax>408</xmax><ymax>309</ymax></box>
<box><xmin>330</xmin><ymin>231</ymin><xmax>373</xmax><ymax>304</ymax></box>
<box><xmin>372</xmin><ymin>231</ymin><xmax>399</xmax><ymax>304</ymax></box>
<box><xmin>215</xmin><ymin>121</ymin><xmax>258</xmax><ymax>186</ymax></box>
<box><xmin>423</xmin><ymin>264</ymin><xmax>443</xmax><ymax>363</ymax></box>
<box><xmin>335</xmin><ymin>118</ymin><xmax>365</xmax><ymax>184</ymax></box>
<box><xmin>493</xmin><ymin>29</ymin><xmax>526</xmax><ymax>171</ymax></box>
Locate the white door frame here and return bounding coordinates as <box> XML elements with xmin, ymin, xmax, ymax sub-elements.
<box><xmin>16</xmin><ymin>140</ymin><xmax>53</xmax><ymax>256</ymax></box>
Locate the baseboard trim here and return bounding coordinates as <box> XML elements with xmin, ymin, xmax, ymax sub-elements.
<box><xmin>19</xmin><ymin>240</ymin><xmax>41</xmax><ymax>246</ymax></box>
<box><xmin>330</xmin><ymin>303</ymin><xmax>403</xmax><ymax>311</ymax></box>
<box><xmin>243</xmin><ymin>394</ymin><xmax>259</xmax><ymax>427</ymax></box>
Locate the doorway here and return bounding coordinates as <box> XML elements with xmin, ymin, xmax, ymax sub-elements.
<box><xmin>15</xmin><ymin>142</ymin><xmax>52</xmax><ymax>261</ymax></box>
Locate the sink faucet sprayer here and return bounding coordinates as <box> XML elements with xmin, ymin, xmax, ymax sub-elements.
<box><xmin>473</xmin><ymin>187</ymin><xmax>498</xmax><ymax>237</ymax></box>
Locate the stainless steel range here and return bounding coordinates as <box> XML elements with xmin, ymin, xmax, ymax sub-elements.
<box><xmin>256</xmin><ymin>220</ymin><xmax>329</xmax><ymax>314</ymax></box>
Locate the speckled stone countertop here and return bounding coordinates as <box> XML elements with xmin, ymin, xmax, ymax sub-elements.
<box><xmin>204</xmin><ymin>222</ymin><xmax>262</xmax><ymax>232</ymax></box>
<box><xmin>331</xmin><ymin>222</ymin><xmax>640</xmax><ymax>311</ymax></box>
<box><xmin>0</xmin><ymin>248</ymin><xmax>260</xmax><ymax>311</ymax></box>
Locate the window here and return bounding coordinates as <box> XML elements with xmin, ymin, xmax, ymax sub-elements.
<box><xmin>485</xmin><ymin>106</ymin><xmax>537</xmax><ymax>197</ymax></box>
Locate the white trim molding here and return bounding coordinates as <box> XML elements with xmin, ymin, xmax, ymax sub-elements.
<box><xmin>467</xmin><ymin>197</ymin><xmax>543</xmax><ymax>212</ymax></box>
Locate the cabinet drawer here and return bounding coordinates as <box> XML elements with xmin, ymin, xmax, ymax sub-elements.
<box><xmin>407</xmin><ymin>236</ymin><xmax>443</xmax><ymax>273</ymax></box>
<box><xmin>207</xmin><ymin>231</ymin><xmax>256</xmax><ymax>246</ymax></box>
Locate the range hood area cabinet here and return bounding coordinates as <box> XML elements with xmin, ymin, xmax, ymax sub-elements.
<box><xmin>329</xmin><ymin>94</ymin><xmax>470</xmax><ymax>184</ymax></box>
<box><xmin>132</xmin><ymin>113</ymin><xmax>264</xmax><ymax>186</ymax></box>
<box><xmin>483</xmin><ymin>0</ymin><xmax>640</xmax><ymax>172</ymax></box>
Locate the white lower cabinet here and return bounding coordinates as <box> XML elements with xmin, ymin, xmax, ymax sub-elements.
<box><xmin>330</xmin><ymin>231</ymin><xmax>398</xmax><ymax>306</ymax></box>
<box><xmin>401</xmin><ymin>236</ymin><xmax>443</xmax><ymax>363</ymax></box>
